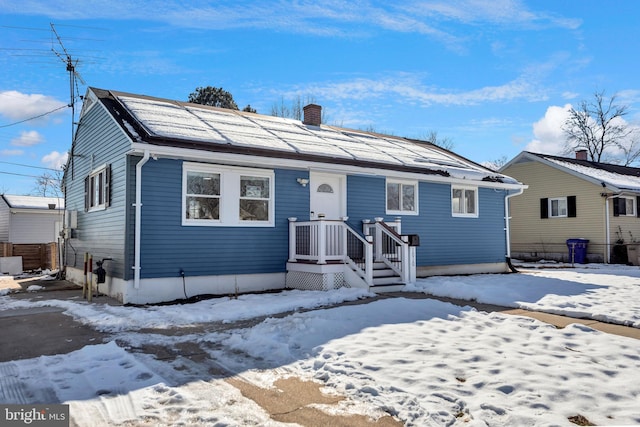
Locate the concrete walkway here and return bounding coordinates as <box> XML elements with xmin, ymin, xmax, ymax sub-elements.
<box><xmin>402</xmin><ymin>292</ymin><xmax>640</xmax><ymax>340</ymax></box>
<box><xmin>501</xmin><ymin>308</ymin><xmax>640</xmax><ymax>339</ymax></box>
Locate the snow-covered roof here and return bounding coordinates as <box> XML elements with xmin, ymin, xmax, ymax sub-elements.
<box><xmin>2</xmin><ymin>195</ymin><xmax>64</xmax><ymax>210</ymax></box>
<box><xmin>91</xmin><ymin>88</ymin><xmax>521</xmax><ymax>186</ymax></box>
<box><xmin>519</xmin><ymin>152</ymin><xmax>640</xmax><ymax>193</ymax></box>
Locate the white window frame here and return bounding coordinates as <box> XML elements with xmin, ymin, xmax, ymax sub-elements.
<box><xmin>618</xmin><ymin>196</ymin><xmax>636</xmax><ymax>217</ymax></box>
<box><xmin>386</xmin><ymin>179</ymin><xmax>418</xmax><ymax>215</ymax></box>
<box><xmin>88</xmin><ymin>164</ymin><xmax>108</xmax><ymax>212</ymax></box>
<box><xmin>182</xmin><ymin>163</ymin><xmax>274</xmax><ymax>227</ymax></box>
<box><xmin>549</xmin><ymin>197</ymin><xmax>568</xmax><ymax>218</ymax></box>
<box><xmin>452</xmin><ymin>185</ymin><xmax>478</xmax><ymax>218</ymax></box>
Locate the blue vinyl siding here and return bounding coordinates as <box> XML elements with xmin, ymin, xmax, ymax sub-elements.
<box><xmin>138</xmin><ymin>160</ymin><xmax>308</xmax><ymax>279</ymax></box>
<box><xmin>346</xmin><ymin>175</ymin><xmax>507</xmax><ymax>267</ymax></box>
<box><xmin>64</xmin><ymin>102</ymin><xmax>130</xmax><ymax>279</ymax></box>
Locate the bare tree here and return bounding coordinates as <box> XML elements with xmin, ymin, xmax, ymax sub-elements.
<box><xmin>484</xmin><ymin>155</ymin><xmax>509</xmax><ymax>171</ymax></box>
<box><xmin>563</xmin><ymin>90</ymin><xmax>637</xmax><ymax>164</ymax></box>
<box><xmin>271</xmin><ymin>95</ymin><xmax>324</xmax><ymax>122</ymax></box>
<box><xmin>423</xmin><ymin>130</ymin><xmax>454</xmax><ymax>151</ymax></box>
<box><xmin>32</xmin><ymin>171</ymin><xmax>62</xmax><ymax>197</ymax></box>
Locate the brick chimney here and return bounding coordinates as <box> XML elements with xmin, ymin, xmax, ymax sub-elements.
<box><xmin>303</xmin><ymin>104</ymin><xmax>322</xmax><ymax>126</ymax></box>
<box><xmin>575</xmin><ymin>149</ymin><xmax>588</xmax><ymax>160</ymax></box>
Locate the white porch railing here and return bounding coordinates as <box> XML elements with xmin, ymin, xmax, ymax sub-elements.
<box><xmin>288</xmin><ymin>218</ymin><xmax>373</xmax><ymax>285</ymax></box>
<box><xmin>363</xmin><ymin>217</ymin><xmax>414</xmax><ymax>284</ymax></box>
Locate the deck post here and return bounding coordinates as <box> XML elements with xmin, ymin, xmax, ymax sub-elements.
<box><xmin>401</xmin><ymin>235</ymin><xmax>410</xmax><ymax>283</ymax></box>
<box><xmin>317</xmin><ymin>220</ymin><xmax>327</xmax><ymax>264</ymax></box>
<box><xmin>365</xmin><ymin>235</ymin><xmax>374</xmax><ymax>285</ymax></box>
<box><xmin>288</xmin><ymin>217</ymin><xmax>297</xmax><ymax>262</ymax></box>
<box><xmin>374</xmin><ymin>217</ymin><xmax>384</xmax><ymax>261</ymax></box>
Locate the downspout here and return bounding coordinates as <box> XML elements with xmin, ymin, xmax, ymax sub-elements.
<box><xmin>133</xmin><ymin>150</ymin><xmax>150</xmax><ymax>289</ymax></box>
<box><xmin>505</xmin><ymin>187</ymin><xmax>525</xmax><ymax>273</ymax></box>
<box><xmin>604</xmin><ymin>193</ymin><xmax>616</xmax><ymax>264</ymax></box>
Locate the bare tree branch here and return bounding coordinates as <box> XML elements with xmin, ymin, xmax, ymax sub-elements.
<box><xmin>562</xmin><ymin>90</ymin><xmax>637</xmax><ymax>163</ymax></box>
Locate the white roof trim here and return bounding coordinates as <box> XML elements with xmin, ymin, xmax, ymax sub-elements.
<box><xmin>506</xmin><ymin>152</ymin><xmax>640</xmax><ymax>193</ymax></box>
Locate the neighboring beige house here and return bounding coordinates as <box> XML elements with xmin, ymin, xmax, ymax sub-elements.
<box><xmin>500</xmin><ymin>151</ymin><xmax>640</xmax><ymax>264</ymax></box>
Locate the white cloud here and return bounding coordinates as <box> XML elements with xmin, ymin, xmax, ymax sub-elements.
<box><xmin>0</xmin><ymin>1</ymin><xmax>580</xmax><ymax>41</ymax></box>
<box><xmin>11</xmin><ymin>130</ymin><xmax>44</xmax><ymax>147</ymax></box>
<box><xmin>42</xmin><ymin>151</ymin><xmax>68</xmax><ymax>170</ymax></box>
<box><xmin>524</xmin><ymin>104</ymin><xmax>572</xmax><ymax>155</ymax></box>
<box><xmin>561</xmin><ymin>91</ymin><xmax>580</xmax><ymax>100</ymax></box>
<box><xmin>289</xmin><ymin>73</ymin><xmax>546</xmax><ymax>107</ymax></box>
<box><xmin>0</xmin><ymin>91</ymin><xmax>67</xmax><ymax>122</ymax></box>
<box><xmin>1</xmin><ymin>149</ymin><xmax>24</xmax><ymax>156</ymax></box>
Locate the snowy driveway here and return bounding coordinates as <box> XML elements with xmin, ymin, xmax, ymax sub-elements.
<box><xmin>1</xmin><ymin>265</ymin><xmax>640</xmax><ymax>426</ymax></box>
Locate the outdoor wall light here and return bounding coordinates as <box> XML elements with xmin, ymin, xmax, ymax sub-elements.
<box><xmin>296</xmin><ymin>178</ymin><xmax>309</xmax><ymax>187</ymax></box>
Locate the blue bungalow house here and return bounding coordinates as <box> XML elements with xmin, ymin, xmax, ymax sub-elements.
<box><xmin>61</xmin><ymin>88</ymin><xmax>525</xmax><ymax>304</ymax></box>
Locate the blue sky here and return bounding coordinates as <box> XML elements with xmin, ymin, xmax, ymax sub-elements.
<box><xmin>1</xmin><ymin>0</ymin><xmax>639</xmax><ymax>195</ymax></box>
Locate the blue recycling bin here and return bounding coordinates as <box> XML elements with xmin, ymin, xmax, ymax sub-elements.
<box><xmin>566</xmin><ymin>238</ymin><xmax>589</xmax><ymax>263</ymax></box>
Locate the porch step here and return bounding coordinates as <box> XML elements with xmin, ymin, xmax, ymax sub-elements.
<box><xmin>371</xmin><ymin>261</ymin><xmax>402</xmax><ymax>287</ymax></box>
<box><xmin>372</xmin><ymin>275</ymin><xmax>402</xmax><ymax>286</ymax></box>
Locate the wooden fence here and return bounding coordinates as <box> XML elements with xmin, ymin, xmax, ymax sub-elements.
<box><xmin>0</xmin><ymin>242</ymin><xmax>58</xmax><ymax>271</ymax></box>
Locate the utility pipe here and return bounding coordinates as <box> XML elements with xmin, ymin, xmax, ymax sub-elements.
<box><xmin>604</xmin><ymin>193</ymin><xmax>617</xmax><ymax>264</ymax></box>
<box><xmin>133</xmin><ymin>150</ymin><xmax>150</xmax><ymax>289</ymax></box>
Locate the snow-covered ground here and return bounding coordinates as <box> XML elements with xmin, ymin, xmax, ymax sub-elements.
<box><xmin>1</xmin><ymin>264</ymin><xmax>640</xmax><ymax>426</ymax></box>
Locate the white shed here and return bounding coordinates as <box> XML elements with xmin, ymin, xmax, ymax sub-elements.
<box><xmin>0</xmin><ymin>195</ymin><xmax>64</xmax><ymax>244</ymax></box>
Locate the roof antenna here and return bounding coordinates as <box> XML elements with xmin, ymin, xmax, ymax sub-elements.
<box><xmin>51</xmin><ymin>23</ymin><xmax>86</xmax><ymax>179</ymax></box>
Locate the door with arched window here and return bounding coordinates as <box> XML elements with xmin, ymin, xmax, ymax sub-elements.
<box><xmin>309</xmin><ymin>172</ymin><xmax>346</xmax><ymax>220</ymax></box>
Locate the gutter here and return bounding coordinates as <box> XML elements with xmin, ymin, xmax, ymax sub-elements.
<box><xmin>133</xmin><ymin>150</ymin><xmax>150</xmax><ymax>289</ymax></box>
<box><xmin>505</xmin><ymin>186</ymin><xmax>526</xmax><ymax>272</ymax></box>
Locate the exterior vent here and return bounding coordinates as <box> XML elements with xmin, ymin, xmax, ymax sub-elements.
<box><xmin>303</xmin><ymin>104</ymin><xmax>322</xmax><ymax>126</ymax></box>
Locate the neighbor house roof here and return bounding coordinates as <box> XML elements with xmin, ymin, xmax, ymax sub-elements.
<box><xmin>503</xmin><ymin>151</ymin><xmax>640</xmax><ymax>193</ymax></box>
<box><xmin>2</xmin><ymin>195</ymin><xmax>64</xmax><ymax>210</ymax></box>
<box><xmin>87</xmin><ymin>87</ymin><xmax>521</xmax><ymax>186</ymax></box>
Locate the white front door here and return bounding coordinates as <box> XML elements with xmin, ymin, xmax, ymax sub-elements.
<box><xmin>309</xmin><ymin>172</ymin><xmax>346</xmax><ymax>220</ymax></box>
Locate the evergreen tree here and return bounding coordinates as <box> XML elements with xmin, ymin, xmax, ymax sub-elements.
<box><xmin>188</xmin><ymin>86</ymin><xmax>239</xmax><ymax>110</ymax></box>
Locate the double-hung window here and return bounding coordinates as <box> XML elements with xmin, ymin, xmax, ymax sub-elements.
<box><xmin>613</xmin><ymin>196</ymin><xmax>637</xmax><ymax>217</ymax></box>
<box><xmin>239</xmin><ymin>175</ymin><xmax>270</xmax><ymax>221</ymax></box>
<box><xmin>452</xmin><ymin>186</ymin><xmax>478</xmax><ymax>217</ymax></box>
<box><xmin>549</xmin><ymin>197</ymin><xmax>568</xmax><ymax>218</ymax></box>
<box><xmin>540</xmin><ymin>196</ymin><xmax>576</xmax><ymax>219</ymax></box>
<box><xmin>183</xmin><ymin>163</ymin><xmax>274</xmax><ymax>226</ymax></box>
<box><xmin>85</xmin><ymin>164</ymin><xmax>111</xmax><ymax>212</ymax></box>
<box><xmin>185</xmin><ymin>171</ymin><xmax>221</xmax><ymax>220</ymax></box>
<box><xmin>386</xmin><ymin>180</ymin><xmax>418</xmax><ymax>215</ymax></box>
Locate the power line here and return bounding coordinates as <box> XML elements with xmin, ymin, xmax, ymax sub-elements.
<box><xmin>0</xmin><ymin>161</ymin><xmax>61</xmax><ymax>171</ymax></box>
<box><xmin>0</xmin><ymin>170</ymin><xmax>61</xmax><ymax>180</ymax></box>
<box><xmin>0</xmin><ymin>105</ymin><xmax>69</xmax><ymax>128</ymax></box>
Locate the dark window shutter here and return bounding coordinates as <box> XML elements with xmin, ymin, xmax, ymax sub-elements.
<box><xmin>105</xmin><ymin>164</ymin><xmax>111</xmax><ymax>208</ymax></box>
<box><xmin>613</xmin><ymin>198</ymin><xmax>620</xmax><ymax>217</ymax></box>
<box><xmin>84</xmin><ymin>176</ymin><xmax>90</xmax><ymax>212</ymax></box>
<box><xmin>637</xmin><ymin>196</ymin><xmax>640</xmax><ymax>218</ymax></box>
<box><xmin>567</xmin><ymin>196</ymin><xmax>577</xmax><ymax>218</ymax></box>
<box><xmin>540</xmin><ymin>198</ymin><xmax>548</xmax><ymax>219</ymax></box>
